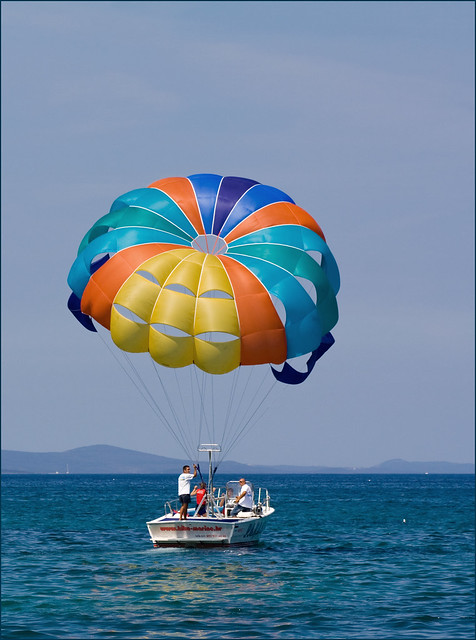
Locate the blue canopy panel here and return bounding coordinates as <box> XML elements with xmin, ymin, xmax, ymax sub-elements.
<box><xmin>187</xmin><ymin>174</ymin><xmax>223</xmax><ymax>234</ymax></box>
<box><xmin>228</xmin><ymin>242</ymin><xmax>338</xmax><ymax>337</ymax></box>
<box><xmin>67</xmin><ymin>292</ymin><xmax>96</xmax><ymax>332</ymax></box>
<box><xmin>106</xmin><ymin>187</ymin><xmax>197</xmax><ymax>235</ymax></box>
<box><xmin>78</xmin><ymin>205</ymin><xmax>194</xmax><ymax>255</ymax></box>
<box><xmin>228</xmin><ymin>225</ymin><xmax>340</xmax><ymax>296</ymax></box>
<box><xmin>212</xmin><ymin>176</ymin><xmax>259</xmax><ymax>235</ymax></box>
<box><xmin>218</xmin><ymin>184</ymin><xmax>295</xmax><ymax>239</ymax></box>
<box><xmin>271</xmin><ymin>333</ymin><xmax>335</xmax><ymax>384</ymax></box>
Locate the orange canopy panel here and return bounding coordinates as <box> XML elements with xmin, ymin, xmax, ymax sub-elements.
<box><xmin>220</xmin><ymin>255</ymin><xmax>287</xmax><ymax>365</ymax></box>
<box><xmin>81</xmin><ymin>243</ymin><xmax>186</xmax><ymax>329</ymax></box>
<box><xmin>224</xmin><ymin>202</ymin><xmax>326</xmax><ymax>244</ymax></box>
<box><xmin>148</xmin><ymin>177</ymin><xmax>205</xmax><ymax>236</ymax></box>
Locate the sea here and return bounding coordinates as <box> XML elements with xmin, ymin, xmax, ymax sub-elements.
<box><xmin>1</xmin><ymin>473</ymin><xmax>474</xmax><ymax>639</ymax></box>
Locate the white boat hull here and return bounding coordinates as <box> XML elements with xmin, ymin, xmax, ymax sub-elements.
<box><xmin>147</xmin><ymin>508</ymin><xmax>274</xmax><ymax>547</ymax></box>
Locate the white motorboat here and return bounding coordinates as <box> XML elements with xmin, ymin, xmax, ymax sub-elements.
<box><xmin>146</xmin><ymin>480</ymin><xmax>274</xmax><ymax>547</ymax></box>
<box><xmin>146</xmin><ymin>444</ymin><xmax>274</xmax><ymax>547</ymax></box>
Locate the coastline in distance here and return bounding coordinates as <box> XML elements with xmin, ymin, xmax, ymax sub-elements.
<box><xmin>1</xmin><ymin>445</ymin><xmax>474</xmax><ymax>475</ymax></box>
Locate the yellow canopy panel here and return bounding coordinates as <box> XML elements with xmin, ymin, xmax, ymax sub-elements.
<box><xmin>110</xmin><ymin>249</ymin><xmax>241</xmax><ymax>373</ymax></box>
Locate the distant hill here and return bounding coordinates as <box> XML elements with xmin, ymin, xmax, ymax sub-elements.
<box><xmin>1</xmin><ymin>446</ymin><xmax>474</xmax><ymax>475</ymax></box>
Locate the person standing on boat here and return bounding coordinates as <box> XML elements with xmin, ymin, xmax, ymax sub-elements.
<box><xmin>230</xmin><ymin>478</ymin><xmax>253</xmax><ymax>517</ymax></box>
<box><xmin>178</xmin><ymin>463</ymin><xmax>197</xmax><ymax>520</ymax></box>
<box><xmin>191</xmin><ymin>482</ymin><xmax>207</xmax><ymax>516</ymax></box>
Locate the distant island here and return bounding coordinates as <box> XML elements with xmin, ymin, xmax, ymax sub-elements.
<box><xmin>1</xmin><ymin>445</ymin><xmax>474</xmax><ymax>475</ymax></box>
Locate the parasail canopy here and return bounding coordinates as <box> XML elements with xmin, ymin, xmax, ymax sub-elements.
<box><xmin>68</xmin><ymin>174</ymin><xmax>340</xmax><ymax>385</ymax></box>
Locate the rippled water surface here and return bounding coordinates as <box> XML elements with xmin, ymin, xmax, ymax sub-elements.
<box><xmin>2</xmin><ymin>474</ymin><xmax>474</xmax><ymax>639</ymax></box>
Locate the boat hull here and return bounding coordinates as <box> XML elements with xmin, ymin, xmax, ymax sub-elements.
<box><xmin>147</xmin><ymin>509</ymin><xmax>274</xmax><ymax>547</ymax></box>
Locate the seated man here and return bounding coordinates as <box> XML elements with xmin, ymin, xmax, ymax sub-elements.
<box><xmin>230</xmin><ymin>478</ymin><xmax>253</xmax><ymax>517</ymax></box>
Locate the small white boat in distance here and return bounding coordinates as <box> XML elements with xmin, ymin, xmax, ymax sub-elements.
<box><xmin>146</xmin><ymin>444</ymin><xmax>274</xmax><ymax>547</ymax></box>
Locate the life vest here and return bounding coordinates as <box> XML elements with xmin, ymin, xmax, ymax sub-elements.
<box><xmin>196</xmin><ymin>488</ymin><xmax>207</xmax><ymax>505</ymax></box>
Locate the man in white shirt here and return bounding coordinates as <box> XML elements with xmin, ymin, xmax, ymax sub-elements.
<box><xmin>231</xmin><ymin>478</ymin><xmax>253</xmax><ymax>517</ymax></box>
<box><xmin>178</xmin><ymin>463</ymin><xmax>197</xmax><ymax>520</ymax></box>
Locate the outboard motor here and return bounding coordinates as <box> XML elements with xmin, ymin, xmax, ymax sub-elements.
<box><xmin>253</xmin><ymin>503</ymin><xmax>263</xmax><ymax>516</ymax></box>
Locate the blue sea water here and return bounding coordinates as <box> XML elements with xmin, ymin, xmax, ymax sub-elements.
<box><xmin>1</xmin><ymin>474</ymin><xmax>474</xmax><ymax>639</ymax></box>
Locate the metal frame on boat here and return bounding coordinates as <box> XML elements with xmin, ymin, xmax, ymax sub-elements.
<box><xmin>146</xmin><ymin>444</ymin><xmax>274</xmax><ymax>547</ymax></box>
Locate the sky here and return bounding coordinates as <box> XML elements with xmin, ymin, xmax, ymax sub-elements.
<box><xmin>1</xmin><ymin>1</ymin><xmax>474</xmax><ymax>468</ymax></box>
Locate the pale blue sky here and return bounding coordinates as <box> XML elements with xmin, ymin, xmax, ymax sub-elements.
<box><xmin>1</xmin><ymin>1</ymin><xmax>474</xmax><ymax>467</ymax></box>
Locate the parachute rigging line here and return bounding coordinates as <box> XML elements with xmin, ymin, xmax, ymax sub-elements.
<box><xmin>218</xmin><ymin>366</ymin><xmax>274</xmax><ymax>462</ymax></box>
<box><xmin>95</xmin><ymin>325</ymin><xmax>195</xmax><ymax>460</ymax></box>
<box><xmin>151</xmin><ymin>361</ymin><xmax>197</xmax><ymax>458</ymax></box>
<box><xmin>220</xmin><ymin>367</ymin><xmax>243</xmax><ymax>454</ymax></box>
<box><xmin>192</xmin><ymin>366</ymin><xmax>213</xmax><ymax>448</ymax></box>
<box><xmin>173</xmin><ymin>366</ymin><xmax>195</xmax><ymax>447</ymax></box>
<box><xmin>219</xmin><ymin>374</ymin><xmax>278</xmax><ymax>464</ymax></box>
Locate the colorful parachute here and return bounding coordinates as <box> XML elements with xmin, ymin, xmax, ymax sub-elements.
<box><xmin>67</xmin><ymin>174</ymin><xmax>339</xmax><ymax>385</ymax></box>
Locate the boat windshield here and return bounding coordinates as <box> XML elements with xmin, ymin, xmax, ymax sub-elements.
<box><xmin>225</xmin><ymin>480</ymin><xmax>254</xmax><ymax>501</ymax></box>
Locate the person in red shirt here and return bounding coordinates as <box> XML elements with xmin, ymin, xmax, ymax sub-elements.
<box><xmin>191</xmin><ymin>482</ymin><xmax>207</xmax><ymax>517</ymax></box>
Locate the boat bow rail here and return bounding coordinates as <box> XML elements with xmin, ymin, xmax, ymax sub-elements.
<box><xmin>160</xmin><ymin>483</ymin><xmax>271</xmax><ymax>519</ymax></box>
